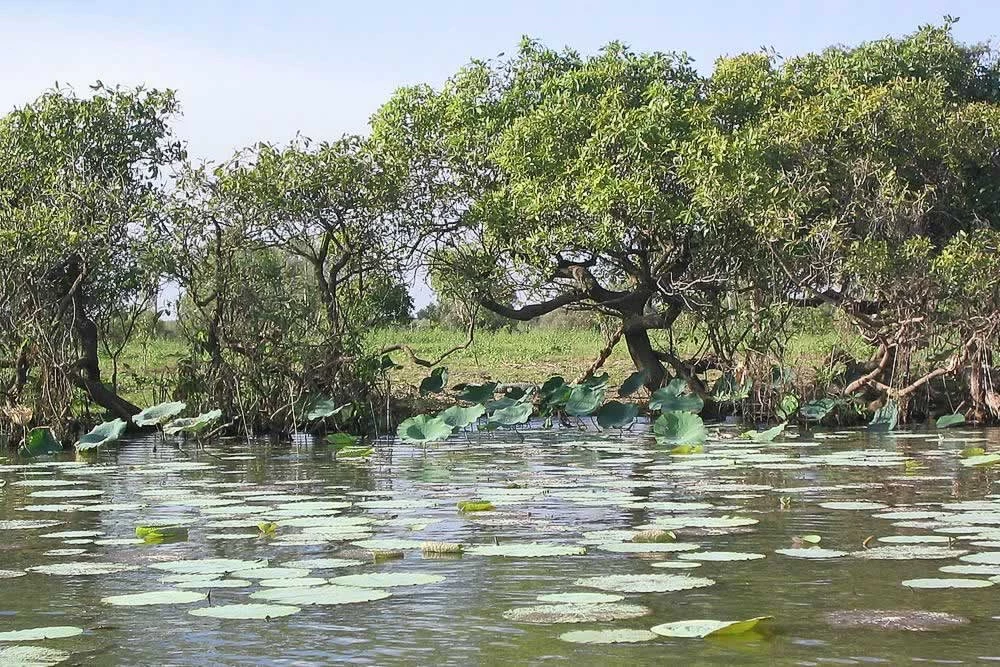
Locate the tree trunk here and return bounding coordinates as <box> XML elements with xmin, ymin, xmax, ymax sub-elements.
<box><xmin>71</xmin><ymin>297</ymin><xmax>142</xmax><ymax>421</ymax></box>
<box><xmin>623</xmin><ymin>327</ymin><xmax>666</xmax><ymax>390</ymax></box>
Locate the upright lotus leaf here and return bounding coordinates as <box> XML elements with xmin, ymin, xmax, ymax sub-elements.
<box><xmin>326</xmin><ymin>433</ymin><xmax>360</xmax><ymax>448</ymax></box>
<box><xmin>437</xmin><ymin>404</ymin><xmax>486</xmax><ymax>431</ymax></box>
<box><xmin>455</xmin><ymin>382</ymin><xmax>497</xmax><ymax>403</ymax></box>
<box><xmin>618</xmin><ymin>370</ymin><xmax>649</xmax><ymax>397</ymax></box>
<box><xmin>19</xmin><ymin>427</ymin><xmax>63</xmax><ymax>458</ymax></box>
<box><xmin>799</xmin><ymin>398</ymin><xmax>835</xmax><ymax>422</ymax></box>
<box><xmin>653</xmin><ymin>411</ymin><xmax>708</xmax><ymax>445</ymax></box>
<box><xmin>418</xmin><ymin>367</ymin><xmax>448</xmax><ymax>395</ymax></box>
<box><xmin>565</xmin><ymin>385</ymin><xmax>605</xmax><ymax>417</ymax></box>
<box><xmin>649</xmin><ymin>379</ymin><xmax>703</xmax><ymax>413</ymax></box>
<box><xmin>651</xmin><ymin>616</ymin><xmax>772</xmax><ymax>638</ymax></box>
<box><xmin>741</xmin><ymin>422</ymin><xmax>786</xmax><ymax>443</ymax></box>
<box><xmin>397</xmin><ymin>415</ymin><xmax>453</xmax><ymax>443</ymax></box>
<box><xmin>162</xmin><ymin>409</ymin><xmax>223</xmax><ymax>435</ymax></box>
<box><xmin>75</xmin><ymin>419</ymin><xmax>127</xmax><ymax>451</ymax></box>
<box><xmin>539</xmin><ymin>376</ymin><xmax>567</xmax><ymax>397</ymax></box>
<box><xmin>869</xmin><ymin>399</ymin><xmax>899</xmax><ymax>432</ymax></box>
<box><xmin>712</xmin><ymin>373</ymin><xmax>752</xmax><ymax>403</ymax></box>
<box><xmin>581</xmin><ymin>372</ymin><xmax>610</xmax><ymax>390</ymax></box>
<box><xmin>489</xmin><ymin>401</ymin><xmax>533</xmax><ymax>426</ymax></box>
<box><xmin>775</xmin><ymin>395</ymin><xmax>799</xmax><ymax>421</ymax></box>
<box><xmin>596</xmin><ymin>401</ymin><xmax>639</xmax><ymax>429</ymax></box>
<box><xmin>936</xmin><ymin>413</ymin><xmax>966</xmax><ymax>428</ymax></box>
<box><xmin>503</xmin><ymin>386</ymin><xmax>528</xmax><ymax>401</ymax></box>
<box><xmin>303</xmin><ymin>396</ymin><xmax>348</xmax><ymax>421</ymax></box>
<box><xmin>133</xmin><ymin>401</ymin><xmax>186</xmax><ymax>427</ymax></box>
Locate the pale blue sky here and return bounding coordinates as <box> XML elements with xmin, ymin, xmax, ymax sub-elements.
<box><xmin>3</xmin><ymin>0</ymin><xmax>997</xmax><ymax>307</ymax></box>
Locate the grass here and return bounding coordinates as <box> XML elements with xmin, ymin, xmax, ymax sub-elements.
<box><xmin>108</xmin><ymin>317</ymin><xmax>871</xmax><ymax>407</ymax></box>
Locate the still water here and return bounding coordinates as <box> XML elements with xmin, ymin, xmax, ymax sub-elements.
<box><xmin>2</xmin><ymin>425</ymin><xmax>1000</xmax><ymax>665</ymax></box>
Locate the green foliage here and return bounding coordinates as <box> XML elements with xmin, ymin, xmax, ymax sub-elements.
<box><xmin>419</xmin><ymin>367</ymin><xmax>449</xmax><ymax>395</ymax></box>
<box><xmin>741</xmin><ymin>422</ymin><xmax>787</xmax><ymax>443</ymax></box>
<box><xmin>936</xmin><ymin>413</ymin><xmax>966</xmax><ymax>428</ymax></box>
<box><xmin>19</xmin><ymin>427</ymin><xmax>62</xmax><ymax>457</ymax></box>
<box><xmin>596</xmin><ymin>401</ymin><xmax>639</xmax><ymax>429</ymax></box>
<box><xmin>133</xmin><ymin>402</ymin><xmax>187</xmax><ymax>428</ymax></box>
<box><xmin>652</xmin><ymin>411</ymin><xmax>708</xmax><ymax>445</ymax></box>
<box><xmin>437</xmin><ymin>404</ymin><xmax>486</xmax><ymax>431</ymax></box>
<box><xmin>800</xmin><ymin>399</ymin><xmax>836</xmax><ymax>422</ymax></box>
<box><xmin>618</xmin><ymin>370</ymin><xmax>648</xmax><ymax>398</ymax></box>
<box><xmin>489</xmin><ymin>401</ymin><xmax>533</xmax><ymax>426</ymax></box>
<box><xmin>455</xmin><ymin>382</ymin><xmax>498</xmax><ymax>403</ymax></box>
<box><xmin>75</xmin><ymin>419</ymin><xmax>127</xmax><ymax>451</ymax></box>
<box><xmin>397</xmin><ymin>415</ymin><xmax>452</xmax><ymax>443</ymax></box>
<box><xmin>868</xmin><ymin>400</ymin><xmax>900</xmax><ymax>432</ymax></box>
<box><xmin>565</xmin><ymin>385</ymin><xmax>605</xmax><ymax>417</ymax></box>
<box><xmin>162</xmin><ymin>410</ymin><xmax>223</xmax><ymax>436</ymax></box>
<box><xmin>649</xmin><ymin>380</ymin><xmax>703</xmax><ymax>413</ymax></box>
<box><xmin>775</xmin><ymin>395</ymin><xmax>800</xmax><ymax>422</ymax></box>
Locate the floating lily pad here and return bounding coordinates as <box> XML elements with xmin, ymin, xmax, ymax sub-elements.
<box><xmin>775</xmin><ymin>548</ymin><xmax>849</xmax><ymax>559</ymax></box>
<box><xmin>101</xmin><ymin>590</ymin><xmax>207</xmax><ymax>606</ymax></box>
<box><xmin>175</xmin><ymin>579</ymin><xmax>252</xmax><ymax>589</ymax></box>
<box><xmin>575</xmin><ymin>574</ymin><xmax>715</xmax><ymax>593</ymax></box>
<box><xmin>536</xmin><ymin>593</ymin><xmax>624</xmax><ymax>604</ymax></box>
<box><xmin>822</xmin><ymin>609</ymin><xmax>970</xmax><ymax>631</ymax></box>
<box><xmin>854</xmin><ymin>546</ymin><xmax>966</xmax><ymax>560</ymax></box>
<box><xmin>188</xmin><ymin>603</ymin><xmax>300</xmax><ymax>620</ymax></box>
<box><xmin>818</xmin><ymin>501</ymin><xmax>889</xmax><ymax>511</ymax></box>
<box><xmin>0</xmin><ymin>627</ymin><xmax>83</xmax><ymax>641</ymax></box>
<box><xmin>282</xmin><ymin>558</ymin><xmax>364</xmax><ymax>570</ymax></box>
<box><xmin>901</xmin><ymin>578</ymin><xmax>993</xmax><ymax>589</ymax></box>
<box><xmin>149</xmin><ymin>558</ymin><xmax>268</xmax><ymax>575</ymax></box>
<box><xmin>678</xmin><ymin>551</ymin><xmax>766</xmax><ymax>562</ymax></box>
<box><xmin>251</xmin><ymin>585</ymin><xmax>392</xmax><ymax>605</ymax></box>
<box><xmin>0</xmin><ymin>570</ymin><xmax>26</xmax><ymax>579</ymax></box>
<box><xmin>651</xmin><ymin>616</ymin><xmax>771</xmax><ymax>638</ymax></box>
<box><xmin>0</xmin><ymin>520</ymin><xmax>63</xmax><ymax>531</ymax></box>
<box><xmin>502</xmin><ymin>603</ymin><xmax>651</xmax><ymax>624</ymax></box>
<box><xmin>27</xmin><ymin>562</ymin><xmax>139</xmax><ymax>576</ymax></box>
<box><xmin>598</xmin><ymin>542</ymin><xmax>699</xmax><ymax>554</ymax></box>
<box><xmin>328</xmin><ymin>573</ymin><xmax>444</xmax><ymax>588</ymax></box>
<box><xmin>466</xmin><ymin>543</ymin><xmax>586</xmax><ymax>558</ymax></box>
<box><xmin>0</xmin><ymin>646</ymin><xmax>70</xmax><ymax>666</ymax></box>
<box><xmin>231</xmin><ymin>567</ymin><xmax>310</xmax><ymax>580</ymax></box>
<box><xmin>559</xmin><ymin>629</ymin><xmax>658</xmax><ymax>644</ymax></box>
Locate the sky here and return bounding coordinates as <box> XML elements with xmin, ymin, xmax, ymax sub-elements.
<box><xmin>3</xmin><ymin>0</ymin><xmax>998</xmax><ymax>307</ymax></box>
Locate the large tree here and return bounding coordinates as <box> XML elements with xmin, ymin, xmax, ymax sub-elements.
<box><xmin>373</xmin><ymin>40</ymin><xmax>759</xmax><ymax>389</ymax></box>
<box><xmin>699</xmin><ymin>21</ymin><xmax>1000</xmax><ymax>418</ymax></box>
<box><xmin>0</xmin><ymin>84</ymin><xmax>183</xmax><ymax>426</ymax></box>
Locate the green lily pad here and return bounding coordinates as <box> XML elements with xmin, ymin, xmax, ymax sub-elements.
<box><xmin>677</xmin><ymin>551</ymin><xmax>766</xmax><ymax>562</ymax></box>
<box><xmin>75</xmin><ymin>419</ymin><xmax>127</xmax><ymax>451</ymax></box>
<box><xmin>503</xmin><ymin>603</ymin><xmax>651</xmax><ymax>624</ymax></box>
<box><xmin>188</xmin><ymin>603</ymin><xmax>300</xmax><ymax>620</ymax></box>
<box><xmin>559</xmin><ymin>629</ymin><xmax>658</xmax><ymax>644</ymax></box>
<box><xmin>649</xmin><ymin>380</ymin><xmax>703</xmax><ymax>413</ymax></box>
<box><xmin>565</xmin><ymin>385</ymin><xmax>605</xmax><ymax>417</ymax></box>
<box><xmin>489</xmin><ymin>402</ymin><xmax>533</xmax><ymax>426</ymax></box>
<box><xmin>536</xmin><ymin>593</ymin><xmax>624</xmax><ymax>604</ymax></box>
<box><xmin>596</xmin><ymin>401</ymin><xmax>639</xmax><ymax>429</ymax></box>
<box><xmin>149</xmin><ymin>558</ymin><xmax>269</xmax><ymax>575</ymax></box>
<box><xmin>901</xmin><ymin>578</ymin><xmax>993</xmax><ymax>589</ymax></box>
<box><xmin>961</xmin><ymin>454</ymin><xmax>1000</xmax><ymax>467</ymax></box>
<box><xmin>328</xmin><ymin>573</ymin><xmax>444</xmax><ymax>588</ymax></box>
<box><xmin>437</xmin><ymin>404</ymin><xmax>486</xmax><ymax>431</ymax></box>
<box><xmin>775</xmin><ymin>548</ymin><xmax>849</xmax><ymax>559</ymax></box>
<box><xmin>282</xmin><ymin>558</ymin><xmax>364</xmax><ymax>570</ymax></box>
<box><xmin>650</xmin><ymin>616</ymin><xmax>772</xmax><ymax>638</ymax></box>
<box><xmin>162</xmin><ymin>410</ymin><xmax>223</xmax><ymax>435</ymax></box>
<box><xmin>936</xmin><ymin>413</ymin><xmax>966</xmax><ymax>428</ymax></box>
<box><xmin>133</xmin><ymin>401</ymin><xmax>186</xmax><ymax>427</ymax></box>
<box><xmin>101</xmin><ymin>590</ymin><xmax>207</xmax><ymax>606</ymax></box>
<box><xmin>27</xmin><ymin>562</ymin><xmax>139</xmax><ymax>576</ymax></box>
<box><xmin>397</xmin><ymin>415</ymin><xmax>453</xmax><ymax>444</ymax></box>
<box><xmin>455</xmin><ymin>382</ymin><xmax>498</xmax><ymax>403</ymax></box>
<box><xmin>465</xmin><ymin>543</ymin><xmax>586</xmax><ymax>558</ymax></box>
<box><xmin>251</xmin><ymin>585</ymin><xmax>391</xmax><ymax>605</ymax></box>
<box><xmin>575</xmin><ymin>574</ymin><xmax>716</xmax><ymax>593</ymax></box>
<box><xmin>0</xmin><ymin>627</ymin><xmax>83</xmax><ymax>641</ymax></box>
<box><xmin>653</xmin><ymin>411</ymin><xmax>708</xmax><ymax>445</ymax></box>
<box><xmin>231</xmin><ymin>567</ymin><xmax>310</xmax><ymax>580</ymax></box>
<box><xmin>0</xmin><ymin>646</ymin><xmax>70</xmax><ymax>666</ymax></box>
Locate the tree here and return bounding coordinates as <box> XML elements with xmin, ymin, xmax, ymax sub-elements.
<box><xmin>0</xmin><ymin>84</ymin><xmax>183</xmax><ymax>426</ymax></box>
<box><xmin>699</xmin><ymin>21</ymin><xmax>1000</xmax><ymax>419</ymax></box>
<box><xmin>373</xmin><ymin>40</ymin><xmax>759</xmax><ymax>389</ymax></box>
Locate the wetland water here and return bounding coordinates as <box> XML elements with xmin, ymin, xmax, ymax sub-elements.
<box><xmin>2</xmin><ymin>425</ymin><xmax>1000</xmax><ymax>665</ymax></box>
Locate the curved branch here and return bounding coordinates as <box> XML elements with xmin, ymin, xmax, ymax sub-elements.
<box><xmin>479</xmin><ymin>291</ymin><xmax>585</xmax><ymax>321</ymax></box>
<box><xmin>381</xmin><ymin>315</ymin><xmax>476</xmax><ymax>368</ymax></box>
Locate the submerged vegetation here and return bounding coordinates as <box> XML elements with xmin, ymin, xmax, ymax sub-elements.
<box><xmin>1</xmin><ymin>21</ymin><xmax>999</xmax><ymax>452</ymax></box>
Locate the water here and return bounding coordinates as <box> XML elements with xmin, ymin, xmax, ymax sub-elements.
<box><xmin>2</xmin><ymin>425</ymin><xmax>1000</xmax><ymax>665</ymax></box>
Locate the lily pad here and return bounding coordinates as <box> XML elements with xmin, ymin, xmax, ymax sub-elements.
<box><xmin>133</xmin><ymin>401</ymin><xmax>186</xmax><ymax>427</ymax></box>
<box><xmin>251</xmin><ymin>585</ymin><xmax>392</xmax><ymax>605</ymax></box>
<box><xmin>465</xmin><ymin>543</ymin><xmax>586</xmax><ymax>558</ymax></box>
<box><xmin>502</xmin><ymin>603</ymin><xmax>651</xmax><ymax>624</ymax></box>
<box><xmin>677</xmin><ymin>551</ymin><xmax>766</xmax><ymax>562</ymax></box>
<box><xmin>328</xmin><ymin>573</ymin><xmax>444</xmax><ymax>588</ymax></box>
<box><xmin>854</xmin><ymin>546</ymin><xmax>966</xmax><ymax>560</ymax></box>
<box><xmin>575</xmin><ymin>574</ymin><xmax>716</xmax><ymax>593</ymax></box>
<box><xmin>650</xmin><ymin>380</ymin><xmax>703</xmax><ymax>413</ymax></box>
<box><xmin>0</xmin><ymin>627</ymin><xmax>83</xmax><ymax>641</ymax></box>
<box><xmin>650</xmin><ymin>617</ymin><xmax>771</xmax><ymax>638</ymax></box>
<box><xmin>188</xmin><ymin>603</ymin><xmax>300</xmax><ymax>620</ymax></box>
<box><xmin>536</xmin><ymin>593</ymin><xmax>624</xmax><ymax>604</ymax></box>
<box><xmin>282</xmin><ymin>558</ymin><xmax>364</xmax><ymax>570</ymax></box>
<box><xmin>101</xmin><ymin>590</ymin><xmax>207</xmax><ymax>606</ymax></box>
<box><xmin>901</xmin><ymin>578</ymin><xmax>993</xmax><ymax>589</ymax></box>
<box><xmin>559</xmin><ymin>629</ymin><xmax>658</xmax><ymax>644</ymax></box>
<box><xmin>397</xmin><ymin>415</ymin><xmax>453</xmax><ymax>444</ymax></box>
<box><xmin>162</xmin><ymin>409</ymin><xmax>223</xmax><ymax>435</ymax></box>
<box><xmin>75</xmin><ymin>419</ymin><xmax>127</xmax><ymax>451</ymax></box>
<box><xmin>27</xmin><ymin>562</ymin><xmax>139</xmax><ymax>576</ymax></box>
<box><xmin>149</xmin><ymin>558</ymin><xmax>268</xmax><ymax>575</ymax></box>
<box><xmin>0</xmin><ymin>646</ymin><xmax>70</xmax><ymax>666</ymax></box>
<box><xmin>822</xmin><ymin>609</ymin><xmax>970</xmax><ymax>631</ymax></box>
<box><xmin>231</xmin><ymin>567</ymin><xmax>310</xmax><ymax>580</ymax></box>
<box><xmin>775</xmin><ymin>548</ymin><xmax>849</xmax><ymax>559</ymax></box>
